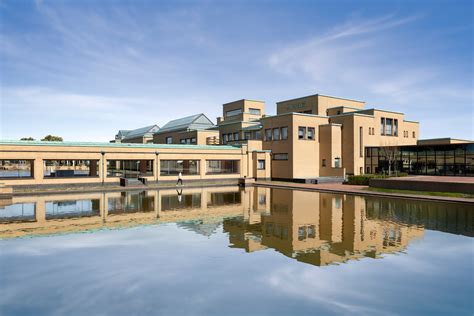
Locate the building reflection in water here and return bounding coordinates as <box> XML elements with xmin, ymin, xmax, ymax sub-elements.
<box><xmin>0</xmin><ymin>187</ymin><xmax>472</xmax><ymax>267</ymax></box>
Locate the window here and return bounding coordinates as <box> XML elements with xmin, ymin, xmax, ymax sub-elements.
<box><xmin>385</xmin><ymin>118</ymin><xmax>393</xmax><ymax>135</ymax></box>
<box><xmin>228</xmin><ymin>133</ymin><xmax>234</xmax><ymax>141</ymax></box>
<box><xmin>265</xmin><ymin>129</ymin><xmax>272</xmax><ymax>141</ymax></box>
<box><xmin>255</xmin><ymin>130</ymin><xmax>261</xmax><ymax>140</ymax></box>
<box><xmin>367</xmin><ymin>166</ymin><xmax>371</xmax><ymax>173</ymax></box>
<box><xmin>257</xmin><ymin>160</ymin><xmax>265</xmax><ymax>170</ymax></box>
<box><xmin>307</xmin><ymin>127</ymin><xmax>315</xmax><ymax>140</ymax></box>
<box><xmin>413</xmin><ymin>131</ymin><xmax>416</xmax><ymax>138</ymax></box>
<box><xmin>186</xmin><ymin>139</ymin><xmax>191</xmax><ymax>144</ymax></box>
<box><xmin>0</xmin><ymin>160</ymin><xmax>33</xmax><ymax>178</ymax></box>
<box><xmin>223</xmin><ymin>134</ymin><xmax>228</xmax><ymax>144</ymax></box>
<box><xmin>44</xmin><ymin>160</ymin><xmax>99</xmax><ymax>178</ymax></box>
<box><xmin>166</xmin><ymin>137</ymin><xmax>173</xmax><ymax>144</ymax></box>
<box><xmin>226</xmin><ymin>109</ymin><xmax>242</xmax><ymax>117</ymax></box>
<box><xmin>359</xmin><ymin>126</ymin><xmax>363</xmax><ymax>157</ymax></box>
<box><xmin>273</xmin><ymin>153</ymin><xmax>288</xmax><ymax>160</ymax></box>
<box><xmin>234</xmin><ymin>132</ymin><xmax>239</xmax><ymax>141</ymax></box>
<box><xmin>334</xmin><ymin>157</ymin><xmax>341</xmax><ymax>168</ymax></box>
<box><xmin>394</xmin><ymin>119</ymin><xmax>398</xmax><ymax>136</ymax></box>
<box><xmin>45</xmin><ymin>199</ymin><xmax>101</xmax><ymax>219</ymax></box>
<box><xmin>281</xmin><ymin>127</ymin><xmax>288</xmax><ymax>140</ymax></box>
<box><xmin>244</xmin><ymin>132</ymin><xmax>251</xmax><ymax>140</ymax></box>
<box><xmin>249</xmin><ymin>108</ymin><xmax>261</xmax><ymax>115</ymax></box>
<box><xmin>160</xmin><ymin>160</ymin><xmax>200</xmax><ymax>176</ymax></box>
<box><xmin>380</xmin><ymin>118</ymin><xmax>385</xmax><ymax>135</ymax></box>
<box><xmin>206</xmin><ymin>160</ymin><xmax>239</xmax><ymax>174</ymax></box>
<box><xmin>322</xmin><ymin>159</ymin><xmax>326</xmax><ymax>167</ymax></box>
<box><xmin>107</xmin><ymin>160</ymin><xmax>153</xmax><ymax>178</ymax></box>
<box><xmin>191</xmin><ymin>137</ymin><xmax>196</xmax><ymax>144</ymax></box>
<box><xmin>180</xmin><ymin>139</ymin><xmax>186</xmax><ymax>144</ymax></box>
<box><xmin>298</xmin><ymin>127</ymin><xmax>306</xmax><ymax>139</ymax></box>
<box><xmin>273</xmin><ymin>128</ymin><xmax>280</xmax><ymax>141</ymax></box>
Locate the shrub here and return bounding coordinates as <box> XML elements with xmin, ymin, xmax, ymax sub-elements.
<box><xmin>346</xmin><ymin>174</ymin><xmax>387</xmax><ymax>185</ymax></box>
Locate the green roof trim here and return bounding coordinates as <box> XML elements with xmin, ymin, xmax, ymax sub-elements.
<box><xmin>0</xmin><ymin>140</ymin><xmax>240</xmax><ymax>150</ymax></box>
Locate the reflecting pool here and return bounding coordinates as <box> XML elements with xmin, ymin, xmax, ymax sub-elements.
<box><xmin>0</xmin><ymin>186</ymin><xmax>473</xmax><ymax>315</ymax></box>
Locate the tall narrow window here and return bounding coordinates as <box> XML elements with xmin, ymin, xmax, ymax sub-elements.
<box><xmin>334</xmin><ymin>158</ymin><xmax>341</xmax><ymax>168</ymax></box>
<box><xmin>265</xmin><ymin>129</ymin><xmax>272</xmax><ymax>141</ymax></box>
<box><xmin>273</xmin><ymin>128</ymin><xmax>280</xmax><ymax>141</ymax></box>
<box><xmin>359</xmin><ymin>126</ymin><xmax>363</xmax><ymax>157</ymax></box>
<box><xmin>298</xmin><ymin>127</ymin><xmax>306</xmax><ymax>140</ymax></box>
<box><xmin>228</xmin><ymin>133</ymin><xmax>233</xmax><ymax>141</ymax></box>
<box><xmin>394</xmin><ymin>119</ymin><xmax>398</xmax><ymax>136</ymax></box>
<box><xmin>281</xmin><ymin>127</ymin><xmax>288</xmax><ymax>140</ymax></box>
<box><xmin>386</xmin><ymin>118</ymin><xmax>393</xmax><ymax>135</ymax></box>
<box><xmin>380</xmin><ymin>118</ymin><xmax>385</xmax><ymax>135</ymax></box>
<box><xmin>307</xmin><ymin>127</ymin><xmax>315</xmax><ymax>140</ymax></box>
<box><xmin>234</xmin><ymin>132</ymin><xmax>239</xmax><ymax>141</ymax></box>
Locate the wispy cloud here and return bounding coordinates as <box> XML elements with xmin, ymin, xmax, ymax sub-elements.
<box><xmin>267</xmin><ymin>13</ymin><xmax>473</xmax><ymax>139</ymax></box>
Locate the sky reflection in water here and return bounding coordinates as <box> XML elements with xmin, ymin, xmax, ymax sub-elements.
<box><xmin>0</xmin><ymin>187</ymin><xmax>472</xmax><ymax>315</ymax></box>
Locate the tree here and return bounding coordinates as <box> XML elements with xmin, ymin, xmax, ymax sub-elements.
<box><xmin>20</xmin><ymin>137</ymin><xmax>35</xmax><ymax>141</ymax></box>
<box><xmin>41</xmin><ymin>135</ymin><xmax>63</xmax><ymax>142</ymax></box>
<box><xmin>380</xmin><ymin>146</ymin><xmax>400</xmax><ymax>176</ymax></box>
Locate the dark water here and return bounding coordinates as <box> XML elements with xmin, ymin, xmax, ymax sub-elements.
<box><xmin>0</xmin><ymin>187</ymin><xmax>473</xmax><ymax>315</ymax></box>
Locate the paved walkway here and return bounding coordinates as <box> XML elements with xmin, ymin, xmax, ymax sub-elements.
<box><xmin>254</xmin><ymin>181</ymin><xmax>474</xmax><ymax>204</ymax></box>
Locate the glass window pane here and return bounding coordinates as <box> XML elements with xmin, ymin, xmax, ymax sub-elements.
<box><xmin>298</xmin><ymin>127</ymin><xmax>305</xmax><ymax>139</ymax></box>
<box><xmin>44</xmin><ymin>160</ymin><xmax>99</xmax><ymax>178</ymax></box>
<box><xmin>273</xmin><ymin>128</ymin><xmax>280</xmax><ymax>141</ymax></box>
<box><xmin>160</xmin><ymin>160</ymin><xmax>200</xmax><ymax>176</ymax></box>
<box><xmin>0</xmin><ymin>160</ymin><xmax>33</xmax><ymax>178</ymax></box>
<box><xmin>206</xmin><ymin>160</ymin><xmax>239</xmax><ymax>174</ymax></box>
<box><xmin>281</xmin><ymin>127</ymin><xmax>288</xmax><ymax>140</ymax></box>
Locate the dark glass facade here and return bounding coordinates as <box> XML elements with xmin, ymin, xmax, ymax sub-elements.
<box><xmin>365</xmin><ymin>143</ymin><xmax>474</xmax><ymax>176</ymax></box>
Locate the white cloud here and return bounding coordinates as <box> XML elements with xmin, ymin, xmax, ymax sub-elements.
<box><xmin>267</xmin><ymin>13</ymin><xmax>473</xmax><ymax>139</ymax></box>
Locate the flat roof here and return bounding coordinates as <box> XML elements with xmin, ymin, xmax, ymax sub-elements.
<box><xmin>417</xmin><ymin>138</ymin><xmax>473</xmax><ymax>144</ymax></box>
<box><xmin>277</xmin><ymin>93</ymin><xmax>365</xmax><ymax>104</ymax></box>
<box><xmin>0</xmin><ymin>140</ymin><xmax>240</xmax><ymax>150</ymax></box>
<box><xmin>328</xmin><ymin>112</ymin><xmax>374</xmax><ymax>118</ymax></box>
<box><xmin>326</xmin><ymin>105</ymin><xmax>364</xmax><ymax>111</ymax></box>
<box><xmin>358</xmin><ymin>108</ymin><xmax>405</xmax><ymax>115</ymax></box>
<box><xmin>223</xmin><ymin>99</ymin><xmax>265</xmax><ymax>106</ymax></box>
<box><xmin>260</xmin><ymin>112</ymin><xmax>329</xmax><ymax>120</ymax></box>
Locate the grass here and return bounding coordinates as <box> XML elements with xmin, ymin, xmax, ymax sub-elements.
<box><xmin>366</xmin><ymin>187</ymin><xmax>474</xmax><ymax>199</ymax></box>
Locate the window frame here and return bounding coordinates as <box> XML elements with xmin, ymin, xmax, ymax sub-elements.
<box><xmin>273</xmin><ymin>153</ymin><xmax>289</xmax><ymax>161</ymax></box>
<box><xmin>298</xmin><ymin>127</ymin><xmax>306</xmax><ymax>140</ymax></box>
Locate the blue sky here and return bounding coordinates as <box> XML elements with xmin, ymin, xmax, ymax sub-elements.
<box><xmin>1</xmin><ymin>0</ymin><xmax>472</xmax><ymax>141</ymax></box>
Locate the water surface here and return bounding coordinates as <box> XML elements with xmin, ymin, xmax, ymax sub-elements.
<box><xmin>0</xmin><ymin>187</ymin><xmax>472</xmax><ymax>315</ymax></box>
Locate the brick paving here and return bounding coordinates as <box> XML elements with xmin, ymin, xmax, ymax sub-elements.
<box><xmin>255</xmin><ymin>180</ymin><xmax>474</xmax><ymax>204</ymax></box>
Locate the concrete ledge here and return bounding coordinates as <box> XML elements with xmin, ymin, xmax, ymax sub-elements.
<box><xmin>10</xmin><ymin>178</ymin><xmax>241</xmax><ymax>196</ymax></box>
<box><xmin>0</xmin><ymin>183</ymin><xmax>13</xmax><ymax>198</ymax></box>
<box><xmin>239</xmin><ymin>178</ymin><xmax>256</xmax><ymax>187</ymax></box>
<box><xmin>369</xmin><ymin>178</ymin><xmax>474</xmax><ymax>195</ymax></box>
<box><xmin>255</xmin><ymin>180</ymin><xmax>474</xmax><ymax>204</ymax></box>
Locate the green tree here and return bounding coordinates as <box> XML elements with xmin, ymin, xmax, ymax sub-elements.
<box><xmin>41</xmin><ymin>135</ymin><xmax>63</xmax><ymax>142</ymax></box>
<box><xmin>20</xmin><ymin>137</ymin><xmax>35</xmax><ymax>141</ymax></box>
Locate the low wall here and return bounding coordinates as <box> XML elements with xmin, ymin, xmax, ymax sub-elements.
<box><xmin>369</xmin><ymin>178</ymin><xmax>474</xmax><ymax>194</ymax></box>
